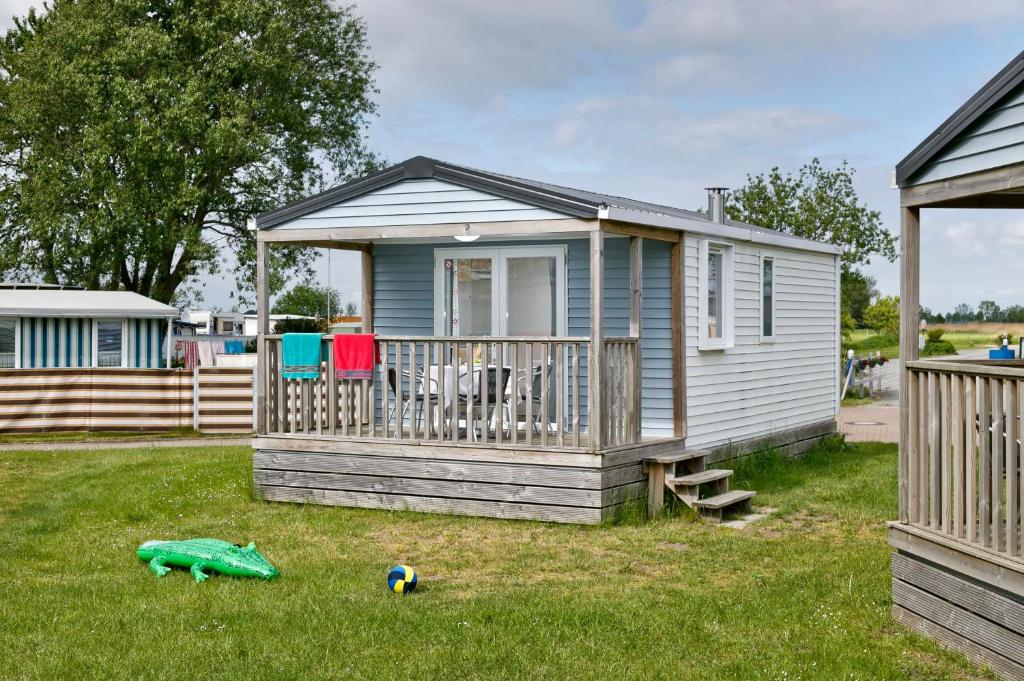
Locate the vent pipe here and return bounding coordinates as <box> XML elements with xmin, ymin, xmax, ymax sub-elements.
<box><xmin>705</xmin><ymin>187</ymin><xmax>727</xmax><ymax>224</ymax></box>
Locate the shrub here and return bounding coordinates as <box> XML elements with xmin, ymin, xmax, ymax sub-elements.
<box><xmin>994</xmin><ymin>332</ymin><xmax>1016</xmax><ymax>347</ymax></box>
<box><xmin>925</xmin><ymin>328</ymin><xmax>945</xmax><ymax>343</ymax></box>
<box><xmin>273</xmin><ymin>318</ymin><xmax>325</xmax><ymax>334</ymax></box>
<box><xmin>921</xmin><ymin>340</ymin><xmax>956</xmax><ymax>357</ymax></box>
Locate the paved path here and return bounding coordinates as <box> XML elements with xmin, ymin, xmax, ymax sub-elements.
<box><xmin>0</xmin><ymin>437</ymin><xmax>252</xmax><ymax>452</ymax></box>
<box><xmin>838</xmin><ymin>348</ymin><xmax>991</xmax><ymax>444</ymax></box>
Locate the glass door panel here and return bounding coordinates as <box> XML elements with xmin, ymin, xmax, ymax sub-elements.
<box><xmin>442</xmin><ymin>257</ymin><xmax>494</xmax><ymax>336</ymax></box>
<box><xmin>504</xmin><ymin>256</ymin><xmax>557</xmax><ymax>336</ymax></box>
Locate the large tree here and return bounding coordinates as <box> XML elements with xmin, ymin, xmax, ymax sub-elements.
<box><xmin>726</xmin><ymin>159</ymin><xmax>897</xmax><ymax>273</ymax></box>
<box><xmin>840</xmin><ymin>269</ymin><xmax>878</xmax><ymax>327</ymax></box>
<box><xmin>0</xmin><ymin>0</ymin><xmax>378</xmax><ymax>305</ymax></box>
<box><xmin>272</xmin><ymin>282</ymin><xmax>345</xmax><ymax>319</ymax></box>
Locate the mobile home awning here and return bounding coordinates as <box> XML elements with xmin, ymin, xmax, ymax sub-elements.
<box><xmin>0</xmin><ymin>290</ymin><xmax>179</xmax><ymax>318</ymax></box>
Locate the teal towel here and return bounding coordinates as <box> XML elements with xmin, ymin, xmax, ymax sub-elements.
<box><xmin>282</xmin><ymin>333</ymin><xmax>322</xmax><ymax>379</ymax></box>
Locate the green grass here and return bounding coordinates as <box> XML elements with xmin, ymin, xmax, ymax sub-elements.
<box><xmin>0</xmin><ymin>440</ymin><xmax>994</xmax><ymax>680</ymax></box>
<box><xmin>0</xmin><ymin>428</ymin><xmax>212</xmax><ymax>445</ymax></box>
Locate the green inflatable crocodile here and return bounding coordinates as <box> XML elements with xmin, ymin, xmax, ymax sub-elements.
<box><xmin>137</xmin><ymin>539</ymin><xmax>279</xmax><ymax>582</ymax></box>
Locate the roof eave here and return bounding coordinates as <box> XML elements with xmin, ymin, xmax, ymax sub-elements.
<box><xmin>896</xmin><ymin>49</ymin><xmax>1024</xmax><ymax>186</ymax></box>
<box><xmin>603</xmin><ymin>206</ymin><xmax>842</xmax><ymax>255</ymax></box>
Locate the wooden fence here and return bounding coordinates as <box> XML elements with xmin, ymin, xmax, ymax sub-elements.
<box><xmin>0</xmin><ymin>367</ymin><xmax>255</xmax><ymax>433</ymax></box>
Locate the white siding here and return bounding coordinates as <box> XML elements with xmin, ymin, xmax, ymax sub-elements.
<box><xmin>272</xmin><ymin>178</ymin><xmax>568</xmax><ymax>229</ymax></box>
<box><xmin>683</xmin><ymin>235</ymin><xmax>838</xmax><ymax>448</ymax></box>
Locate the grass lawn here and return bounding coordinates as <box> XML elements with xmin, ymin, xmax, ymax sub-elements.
<box><xmin>0</xmin><ymin>440</ymin><xmax>994</xmax><ymax>680</ymax></box>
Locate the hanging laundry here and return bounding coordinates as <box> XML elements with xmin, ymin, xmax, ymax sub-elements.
<box><xmin>282</xmin><ymin>333</ymin><xmax>322</xmax><ymax>379</ymax></box>
<box><xmin>333</xmin><ymin>334</ymin><xmax>378</xmax><ymax>380</ymax></box>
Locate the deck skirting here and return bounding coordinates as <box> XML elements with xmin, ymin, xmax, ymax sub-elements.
<box><xmin>253</xmin><ymin>447</ymin><xmax>648</xmax><ymax>524</ymax></box>
<box><xmin>703</xmin><ymin>419</ymin><xmax>837</xmax><ymax>464</ymax></box>
<box><xmin>889</xmin><ymin>525</ymin><xmax>1024</xmax><ymax>680</ymax></box>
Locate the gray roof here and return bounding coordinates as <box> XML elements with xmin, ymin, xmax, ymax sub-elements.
<box><xmin>0</xmin><ymin>290</ymin><xmax>178</xmax><ymax>318</ymax></box>
<box><xmin>255</xmin><ymin>156</ymin><xmax>839</xmax><ymax>254</ymax></box>
<box><xmin>896</xmin><ymin>49</ymin><xmax>1024</xmax><ymax>186</ymax></box>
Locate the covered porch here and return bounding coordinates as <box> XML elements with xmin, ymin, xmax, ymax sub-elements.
<box><xmin>253</xmin><ymin>224</ymin><xmax>685</xmax><ymax>457</ymax></box>
<box><xmin>894</xmin><ymin>56</ymin><xmax>1024</xmax><ymax>678</ymax></box>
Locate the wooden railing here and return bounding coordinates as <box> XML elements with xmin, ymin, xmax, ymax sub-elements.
<box><xmin>904</xmin><ymin>360</ymin><xmax>1023</xmax><ymax>561</ymax></box>
<box><xmin>260</xmin><ymin>335</ymin><xmax>642</xmax><ymax>450</ymax></box>
<box><xmin>603</xmin><ymin>337</ymin><xmax>641</xmax><ymax>447</ymax></box>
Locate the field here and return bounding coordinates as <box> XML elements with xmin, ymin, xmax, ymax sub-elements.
<box><xmin>846</xmin><ymin>322</ymin><xmax>1022</xmax><ymax>360</ymax></box>
<box><xmin>0</xmin><ymin>439</ymin><xmax>993</xmax><ymax>680</ymax></box>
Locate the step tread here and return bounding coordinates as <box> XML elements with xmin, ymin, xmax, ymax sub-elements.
<box><xmin>668</xmin><ymin>469</ymin><xmax>733</xmax><ymax>486</ymax></box>
<box><xmin>692</xmin><ymin>490</ymin><xmax>756</xmax><ymax>510</ymax></box>
<box><xmin>644</xmin><ymin>449</ymin><xmax>710</xmax><ymax>465</ymax></box>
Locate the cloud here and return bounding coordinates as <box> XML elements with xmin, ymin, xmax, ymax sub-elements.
<box><xmin>945</xmin><ymin>221</ymin><xmax>988</xmax><ymax>257</ymax></box>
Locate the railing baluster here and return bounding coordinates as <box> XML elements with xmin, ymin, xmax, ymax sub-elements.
<box><xmin>495</xmin><ymin>341</ymin><xmax>504</xmax><ymax>446</ymax></box>
<box><xmin>916</xmin><ymin>372</ymin><xmax>928</xmax><ymax>523</ymax></box>
<box><xmin>993</xmin><ymin>379</ymin><xmax>1005</xmax><ymax>552</ymax></box>
<box><xmin>555</xmin><ymin>342</ymin><xmax>564</xmax><ymax>448</ymax></box>
<box><xmin>524</xmin><ymin>342</ymin><xmax>533</xmax><ymax>447</ymax></box>
<box><xmin>966</xmin><ymin>375</ymin><xmax>978</xmax><ymax>542</ymax></box>
<box><xmin>510</xmin><ymin>342</ymin><xmax>518</xmax><ymax>445</ymax></box>
<box><xmin>395</xmin><ymin>340</ymin><xmax>404</xmax><ymax>440</ymax></box>
<box><xmin>979</xmin><ymin>376</ymin><xmax>991</xmax><ymax>546</ymax></box>
<box><xmin>407</xmin><ymin>341</ymin><xmax>417</xmax><ymax>439</ymax></box>
<box><xmin>928</xmin><ymin>372</ymin><xmax>940</xmax><ymax>529</ymax></box>
<box><xmin>952</xmin><ymin>373</ymin><xmax>964</xmax><ymax>538</ymax></box>
<box><xmin>480</xmin><ymin>341</ymin><xmax>490</xmax><ymax>444</ymax></box>
<box><xmin>940</xmin><ymin>373</ymin><xmax>949</xmax><ymax>533</ymax></box>
<box><xmin>1006</xmin><ymin>380</ymin><xmax>1019</xmax><ymax>556</ymax></box>
<box><xmin>540</xmin><ymin>342</ymin><xmax>549</xmax><ymax>448</ymax></box>
<box><xmin>572</xmin><ymin>343</ymin><xmax>580</xmax><ymax>449</ymax></box>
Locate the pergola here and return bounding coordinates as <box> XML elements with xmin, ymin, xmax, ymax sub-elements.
<box><xmin>893</xmin><ymin>51</ymin><xmax>1024</xmax><ymax>679</ymax></box>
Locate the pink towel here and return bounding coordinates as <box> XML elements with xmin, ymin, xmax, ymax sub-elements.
<box><xmin>333</xmin><ymin>334</ymin><xmax>378</xmax><ymax>380</ymax></box>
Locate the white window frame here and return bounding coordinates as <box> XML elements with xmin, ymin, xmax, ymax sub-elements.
<box><xmin>760</xmin><ymin>254</ymin><xmax>776</xmax><ymax>342</ymax></box>
<box><xmin>433</xmin><ymin>245</ymin><xmax>567</xmax><ymax>337</ymax></box>
<box><xmin>0</xmin><ymin>317</ymin><xmax>19</xmax><ymax>369</ymax></box>
<box><xmin>92</xmin><ymin>318</ymin><xmax>127</xmax><ymax>368</ymax></box>
<box><xmin>697</xmin><ymin>239</ymin><xmax>735</xmax><ymax>351</ymax></box>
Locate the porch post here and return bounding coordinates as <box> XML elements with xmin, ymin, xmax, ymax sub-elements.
<box><xmin>898</xmin><ymin>204</ymin><xmax>920</xmax><ymax>524</ymax></box>
<box><xmin>589</xmin><ymin>230</ymin><xmax>605</xmax><ymax>450</ymax></box>
<box><xmin>164</xmin><ymin>318</ymin><xmax>172</xmax><ymax>368</ymax></box>
<box><xmin>255</xmin><ymin>233</ymin><xmax>270</xmax><ymax>435</ymax></box>
<box><xmin>629</xmin><ymin>236</ymin><xmax>643</xmax><ymax>441</ymax></box>
<box><xmin>361</xmin><ymin>245</ymin><xmax>374</xmax><ymax>333</ymax></box>
<box><xmin>671</xmin><ymin>234</ymin><xmax>687</xmax><ymax>439</ymax></box>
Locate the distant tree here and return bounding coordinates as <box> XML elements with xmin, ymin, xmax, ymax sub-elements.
<box><xmin>1005</xmin><ymin>305</ymin><xmax>1024</xmax><ymax>324</ymax></box>
<box><xmin>951</xmin><ymin>303</ymin><xmax>974</xmax><ymax>323</ymax></box>
<box><xmin>726</xmin><ymin>159</ymin><xmax>897</xmax><ymax>273</ymax></box>
<box><xmin>841</xmin><ymin>270</ymin><xmax>878</xmax><ymax>327</ymax></box>
<box><xmin>978</xmin><ymin>300</ymin><xmax>1001</xmax><ymax>322</ymax></box>
<box><xmin>343</xmin><ymin>302</ymin><xmax>359</xmax><ymax>317</ymax></box>
<box><xmin>864</xmin><ymin>295</ymin><xmax>900</xmax><ymax>338</ymax></box>
<box><xmin>0</xmin><ymin>0</ymin><xmax>379</xmax><ymax>304</ymax></box>
<box><xmin>272</xmin><ymin>283</ymin><xmax>342</xmax><ymax>319</ymax></box>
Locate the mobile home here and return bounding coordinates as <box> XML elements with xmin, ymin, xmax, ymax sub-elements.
<box><xmin>0</xmin><ymin>287</ymin><xmax>178</xmax><ymax>369</ymax></box>
<box><xmin>251</xmin><ymin>156</ymin><xmax>840</xmax><ymax>523</ymax></box>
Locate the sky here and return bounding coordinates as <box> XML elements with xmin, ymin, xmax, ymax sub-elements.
<box><xmin>4</xmin><ymin>1</ymin><xmax>1024</xmax><ymax>314</ymax></box>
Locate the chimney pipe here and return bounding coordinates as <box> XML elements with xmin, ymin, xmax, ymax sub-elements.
<box><xmin>705</xmin><ymin>187</ymin><xmax>727</xmax><ymax>224</ymax></box>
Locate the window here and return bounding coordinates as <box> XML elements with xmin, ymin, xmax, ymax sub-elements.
<box><xmin>0</xmin><ymin>318</ymin><xmax>15</xmax><ymax>368</ymax></box>
<box><xmin>761</xmin><ymin>256</ymin><xmax>775</xmax><ymax>340</ymax></box>
<box><xmin>698</xmin><ymin>240</ymin><xmax>734</xmax><ymax>350</ymax></box>
<box><xmin>95</xmin><ymin>320</ymin><xmax>124</xmax><ymax>367</ymax></box>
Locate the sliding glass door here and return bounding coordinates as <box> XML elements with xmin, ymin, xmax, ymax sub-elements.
<box><xmin>435</xmin><ymin>246</ymin><xmax>566</xmax><ymax>337</ymax></box>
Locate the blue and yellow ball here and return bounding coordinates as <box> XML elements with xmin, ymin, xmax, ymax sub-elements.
<box><xmin>387</xmin><ymin>565</ymin><xmax>417</xmax><ymax>594</ymax></box>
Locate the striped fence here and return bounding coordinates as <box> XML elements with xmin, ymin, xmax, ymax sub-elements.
<box><xmin>0</xmin><ymin>367</ymin><xmax>255</xmax><ymax>434</ymax></box>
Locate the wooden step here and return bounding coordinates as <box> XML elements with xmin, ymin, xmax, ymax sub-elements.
<box><xmin>668</xmin><ymin>469</ymin><xmax>732</xmax><ymax>487</ymax></box>
<box><xmin>693</xmin><ymin>489</ymin><xmax>755</xmax><ymax>509</ymax></box>
<box><xmin>643</xmin><ymin>449</ymin><xmax>710</xmax><ymax>465</ymax></box>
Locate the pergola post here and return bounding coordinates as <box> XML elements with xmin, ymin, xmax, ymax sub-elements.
<box><xmin>671</xmin><ymin>234</ymin><xmax>687</xmax><ymax>439</ymax></box>
<box><xmin>255</xmin><ymin>235</ymin><xmax>270</xmax><ymax>435</ymax></box>
<box><xmin>629</xmin><ymin>236</ymin><xmax>643</xmax><ymax>441</ymax></box>
<box><xmin>589</xmin><ymin>230</ymin><xmax>605</xmax><ymax>450</ymax></box>
<box><xmin>361</xmin><ymin>246</ymin><xmax>374</xmax><ymax>333</ymax></box>
<box><xmin>898</xmin><ymin>204</ymin><xmax>920</xmax><ymax>524</ymax></box>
